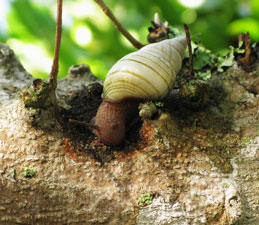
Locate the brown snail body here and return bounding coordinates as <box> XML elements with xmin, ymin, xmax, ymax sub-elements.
<box><xmin>93</xmin><ymin>100</ymin><xmax>139</xmax><ymax>146</ymax></box>
<box><xmin>70</xmin><ymin>37</ymin><xmax>187</xmax><ymax>146</ymax></box>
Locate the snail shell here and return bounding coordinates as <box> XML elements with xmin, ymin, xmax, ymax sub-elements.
<box><xmin>103</xmin><ymin>36</ymin><xmax>187</xmax><ymax>102</ymax></box>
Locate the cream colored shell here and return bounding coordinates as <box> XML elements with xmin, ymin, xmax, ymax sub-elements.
<box><xmin>103</xmin><ymin>36</ymin><xmax>187</xmax><ymax>102</ymax></box>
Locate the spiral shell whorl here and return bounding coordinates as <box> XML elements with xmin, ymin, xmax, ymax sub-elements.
<box><xmin>103</xmin><ymin>36</ymin><xmax>187</xmax><ymax>102</ymax></box>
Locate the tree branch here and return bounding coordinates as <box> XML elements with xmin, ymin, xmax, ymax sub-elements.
<box><xmin>93</xmin><ymin>0</ymin><xmax>144</xmax><ymax>49</ymax></box>
<box><xmin>49</xmin><ymin>0</ymin><xmax>63</xmax><ymax>89</ymax></box>
<box><xmin>184</xmin><ymin>24</ymin><xmax>194</xmax><ymax>80</ymax></box>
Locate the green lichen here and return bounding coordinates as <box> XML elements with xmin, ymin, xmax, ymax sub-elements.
<box><xmin>198</xmin><ymin>70</ymin><xmax>211</xmax><ymax>81</ymax></box>
<box><xmin>222</xmin><ymin>183</ymin><xmax>229</xmax><ymax>188</ymax></box>
<box><xmin>24</xmin><ymin>168</ymin><xmax>36</xmax><ymax>178</ymax></box>
<box><xmin>182</xmin><ymin>36</ymin><xmax>250</xmax><ymax>81</ymax></box>
<box><xmin>193</xmin><ymin>45</ymin><xmax>213</xmax><ymax>70</ymax></box>
<box><xmin>155</xmin><ymin>101</ymin><xmax>164</xmax><ymax>108</ymax></box>
<box><xmin>139</xmin><ymin>193</ymin><xmax>153</xmax><ymax>207</ymax></box>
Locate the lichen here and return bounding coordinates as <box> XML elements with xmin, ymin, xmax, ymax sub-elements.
<box><xmin>138</xmin><ymin>102</ymin><xmax>158</xmax><ymax>120</ymax></box>
<box><xmin>139</xmin><ymin>193</ymin><xmax>154</xmax><ymax>207</ymax></box>
<box><xmin>24</xmin><ymin>168</ymin><xmax>36</xmax><ymax>178</ymax></box>
<box><xmin>241</xmin><ymin>137</ymin><xmax>251</xmax><ymax>147</ymax></box>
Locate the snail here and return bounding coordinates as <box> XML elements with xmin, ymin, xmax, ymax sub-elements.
<box><xmin>70</xmin><ymin>36</ymin><xmax>187</xmax><ymax>146</ymax></box>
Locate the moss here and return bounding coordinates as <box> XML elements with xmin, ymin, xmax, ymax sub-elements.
<box><xmin>21</xmin><ymin>79</ymin><xmax>52</xmax><ymax>108</ymax></box>
<box><xmin>179</xmin><ymin>79</ymin><xmax>210</xmax><ymax>109</ymax></box>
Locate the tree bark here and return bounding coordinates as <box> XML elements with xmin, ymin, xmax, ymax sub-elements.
<box><xmin>0</xmin><ymin>43</ymin><xmax>259</xmax><ymax>225</ymax></box>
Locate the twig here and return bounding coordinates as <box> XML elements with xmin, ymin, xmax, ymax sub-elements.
<box><xmin>237</xmin><ymin>32</ymin><xmax>251</xmax><ymax>66</ymax></box>
<box><xmin>183</xmin><ymin>24</ymin><xmax>194</xmax><ymax>80</ymax></box>
<box><xmin>93</xmin><ymin>0</ymin><xmax>144</xmax><ymax>49</ymax></box>
<box><xmin>49</xmin><ymin>0</ymin><xmax>63</xmax><ymax>126</ymax></box>
<box><xmin>49</xmin><ymin>0</ymin><xmax>63</xmax><ymax>89</ymax></box>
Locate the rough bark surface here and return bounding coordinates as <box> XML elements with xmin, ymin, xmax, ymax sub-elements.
<box><xmin>0</xmin><ymin>43</ymin><xmax>258</xmax><ymax>225</ymax></box>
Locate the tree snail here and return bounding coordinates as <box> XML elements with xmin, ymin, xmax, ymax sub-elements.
<box><xmin>70</xmin><ymin>36</ymin><xmax>187</xmax><ymax>146</ymax></box>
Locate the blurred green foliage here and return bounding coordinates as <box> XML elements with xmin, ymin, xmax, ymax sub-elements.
<box><xmin>0</xmin><ymin>0</ymin><xmax>258</xmax><ymax>80</ymax></box>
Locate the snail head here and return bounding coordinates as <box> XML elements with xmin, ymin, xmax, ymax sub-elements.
<box><xmin>69</xmin><ymin>101</ymin><xmax>127</xmax><ymax>146</ymax></box>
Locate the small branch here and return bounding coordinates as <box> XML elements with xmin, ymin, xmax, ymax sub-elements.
<box><xmin>93</xmin><ymin>0</ymin><xmax>144</xmax><ymax>49</ymax></box>
<box><xmin>184</xmin><ymin>24</ymin><xmax>194</xmax><ymax>80</ymax></box>
<box><xmin>49</xmin><ymin>0</ymin><xmax>63</xmax><ymax>89</ymax></box>
<box><xmin>237</xmin><ymin>32</ymin><xmax>252</xmax><ymax>66</ymax></box>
